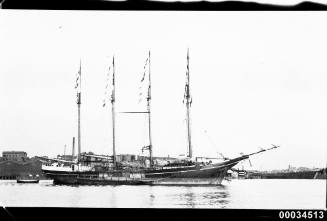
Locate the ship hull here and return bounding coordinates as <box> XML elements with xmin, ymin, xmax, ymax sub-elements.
<box><xmin>42</xmin><ymin>158</ymin><xmax>242</xmax><ymax>185</ymax></box>
<box><xmin>43</xmin><ymin>171</ymin><xmax>79</xmax><ymax>185</ymax></box>
<box><xmin>144</xmin><ymin>162</ymin><xmax>238</xmax><ymax>179</ymax></box>
<box><xmin>147</xmin><ymin>161</ymin><xmax>239</xmax><ymax>185</ymax></box>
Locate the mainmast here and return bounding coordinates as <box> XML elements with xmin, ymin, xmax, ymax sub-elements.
<box><xmin>111</xmin><ymin>57</ymin><xmax>117</xmax><ymax>168</ymax></box>
<box><xmin>120</xmin><ymin>51</ymin><xmax>153</xmax><ymax>167</ymax></box>
<box><xmin>76</xmin><ymin>60</ymin><xmax>82</xmax><ymax>163</ymax></box>
<box><xmin>184</xmin><ymin>49</ymin><xmax>192</xmax><ymax>158</ymax></box>
<box><xmin>147</xmin><ymin>51</ymin><xmax>153</xmax><ymax>167</ymax></box>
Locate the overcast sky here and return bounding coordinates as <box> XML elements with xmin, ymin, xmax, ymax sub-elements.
<box><xmin>0</xmin><ymin>10</ymin><xmax>326</xmax><ymax>170</ymax></box>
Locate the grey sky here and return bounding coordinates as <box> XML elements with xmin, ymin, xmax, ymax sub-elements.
<box><xmin>0</xmin><ymin>11</ymin><xmax>326</xmax><ymax>170</ymax></box>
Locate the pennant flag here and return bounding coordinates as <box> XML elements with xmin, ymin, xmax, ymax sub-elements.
<box><xmin>138</xmin><ymin>54</ymin><xmax>150</xmax><ymax>103</ymax></box>
<box><xmin>183</xmin><ymin>84</ymin><xmax>187</xmax><ymax>104</ymax></box>
<box><xmin>183</xmin><ymin>49</ymin><xmax>192</xmax><ymax>106</ymax></box>
<box><xmin>110</xmin><ymin>57</ymin><xmax>115</xmax><ymax>104</ymax></box>
<box><xmin>140</xmin><ymin>58</ymin><xmax>149</xmax><ymax>83</ymax></box>
<box><xmin>183</xmin><ymin>76</ymin><xmax>190</xmax><ymax>104</ymax></box>
<box><xmin>187</xmin><ymin>48</ymin><xmax>189</xmax><ymax>72</ymax></box>
<box><xmin>143</xmin><ymin>57</ymin><xmax>149</xmax><ymax>70</ymax></box>
<box><xmin>112</xmin><ymin>57</ymin><xmax>115</xmax><ymax>87</ymax></box>
<box><xmin>75</xmin><ymin>60</ymin><xmax>81</xmax><ymax>90</ymax></box>
<box><xmin>103</xmin><ymin>65</ymin><xmax>112</xmax><ymax>107</ymax></box>
<box><xmin>103</xmin><ymin>58</ymin><xmax>115</xmax><ymax>107</ymax></box>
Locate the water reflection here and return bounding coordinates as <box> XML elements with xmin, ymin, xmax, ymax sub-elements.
<box><xmin>148</xmin><ymin>192</ymin><xmax>155</xmax><ymax>207</ymax></box>
<box><xmin>0</xmin><ymin>180</ymin><xmax>325</xmax><ymax>208</ymax></box>
<box><xmin>173</xmin><ymin>185</ymin><xmax>230</xmax><ymax>208</ymax></box>
<box><xmin>109</xmin><ymin>187</ymin><xmax>117</xmax><ymax>207</ymax></box>
<box><xmin>202</xmin><ymin>191</ymin><xmax>229</xmax><ymax>207</ymax></box>
<box><xmin>183</xmin><ymin>187</ymin><xmax>196</xmax><ymax>208</ymax></box>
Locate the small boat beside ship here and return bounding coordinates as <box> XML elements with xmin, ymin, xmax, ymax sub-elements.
<box><xmin>17</xmin><ymin>174</ymin><xmax>40</xmax><ymax>183</ymax></box>
<box><xmin>41</xmin><ymin>50</ymin><xmax>279</xmax><ymax>185</ymax></box>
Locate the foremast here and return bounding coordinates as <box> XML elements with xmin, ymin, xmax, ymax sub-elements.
<box><xmin>111</xmin><ymin>57</ymin><xmax>117</xmax><ymax>168</ymax></box>
<box><xmin>76</xmin><ymin>60</ymin><xmax>82</xmax><ymax>163</ymax></box>
<box><xmin>183</xmin><ymin>49</ymin><xmax>193</xmax><ymax>159</ymax></box>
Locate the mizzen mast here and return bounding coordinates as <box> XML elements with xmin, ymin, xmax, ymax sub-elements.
<box><xmin>147</xmin><ymin>51</ymin><xmax>153</xmax><ymax>167</ymax></box>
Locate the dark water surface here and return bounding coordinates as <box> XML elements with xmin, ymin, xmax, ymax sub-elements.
<box><xmin>0</xmin><ymin>179</ymin><xmax>325</xmax><ymax>208</ymax></box>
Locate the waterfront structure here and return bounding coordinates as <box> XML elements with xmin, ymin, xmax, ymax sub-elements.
<box><xmin>247</xmin><ymin>167</ymin><xmax>325</xmax><ymax>179</ymax></box>
<box><xmin>0</xmin><ymin>159</ymin><xmax>44</xmax><ymax>179</ymax></box>
<box><xmin>2</xmin><ymin>151</ymin><xmax>28</xmax><ymax>161</ymax></box>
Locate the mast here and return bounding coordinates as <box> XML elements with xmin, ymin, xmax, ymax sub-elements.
<box><xmin>77</xmin><ymin>60</ymin><xmax>82</xmax><ymax>162</ymax></box>
<box><xmin>72</xmin><ymin>137</ymin><xmax>75</xmax><ymax>158</ymax></box>
<box><xmin>147</xmin><ymin>51</ymin><xmax>153</xmax><ymax>167</ymax></box>
<box><xmin>119</xmin><ymin>51</ymin><xmax>152</xmax><ymax>167</ymax></box>
<box><xmin>185</xmin><ymin>49</ymin><xmax>192</xmax><ymax>158</ymax></box>
<box><xmin>111</xmin><ymin>57</ymin><xmax>117</xmax><ymax>168</ymax></box>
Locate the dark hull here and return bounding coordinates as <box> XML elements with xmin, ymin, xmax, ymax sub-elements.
<box><xmin>17</xmin><ymin>179</ymin><xmax>39</xmax><ymax>183</ymax></box>
<box><xmin>42</xmin><ymin>157</ymin><xmax>244</xmax><ymax>185</ymax></box>
<box><xmin>145</xmin><ymin>162</ymin><xmax>239</xmax><ymax>179</ymax></box>
<box><xmin>76</xmin><ymin>177</ymin><xmax>154</xmax><ymax>185</ymax></box>
<box><xmin>43</xmin><ymin>171</ymin><xmax>154</xmax><ymax>185</ymax></box>
<box><xmin>44</xmin><ymin>172</ymin><xmax>79</xmax><ymax>185</ymax></box>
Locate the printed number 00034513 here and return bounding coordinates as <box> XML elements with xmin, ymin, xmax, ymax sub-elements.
<box><xmin>279</xmin><ymin>211</ymin><xmax>325</xmax><ymax>219</ymax></box>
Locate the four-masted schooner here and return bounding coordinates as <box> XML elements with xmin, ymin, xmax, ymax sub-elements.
<box><xmin>41</xmin><ymin>50</ymin><xmax>279</xmax><ymax>185</ymax></box>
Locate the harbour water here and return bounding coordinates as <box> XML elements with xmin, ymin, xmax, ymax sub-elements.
<box><xmin>0</xmin><ymin>179</ymin><xmax>325</xmax><ymax>209</ymax></box>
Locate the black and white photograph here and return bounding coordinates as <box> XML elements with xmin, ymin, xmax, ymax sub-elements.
<box><xmin>0</xmin><ymin>1</ymin><xmax>326</xmax><ymax>218</ymax></box>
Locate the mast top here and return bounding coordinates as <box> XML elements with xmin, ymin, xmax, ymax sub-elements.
<box><xmin>111</xmin><ymin>56</ymin><xmax>115</xmax><ymax>104</ymax></box>
<box><xmin>76</xmin><ymin>59</ymin><xmax>82</xmax><ymax>104</ymax></box>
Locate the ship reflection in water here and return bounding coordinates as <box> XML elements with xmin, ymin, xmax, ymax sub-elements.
<box><xmin>177</xmin><ymin>186</ymin><xmax>230</xmax><ymax>208</ymax></box>
<box><xmin>0</xmin><ymin>179</ymin><xmax>325</xmax><ymax>209</ymax></box>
